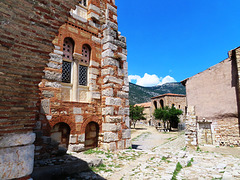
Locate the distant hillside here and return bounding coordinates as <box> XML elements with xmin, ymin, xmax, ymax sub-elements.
<box><xmin>129</xmin><ymin>82</ymin><xmax>186</xmax><ymax>105</ymax></box>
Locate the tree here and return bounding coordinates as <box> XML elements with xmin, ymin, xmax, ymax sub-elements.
<box><xmin>130</xmin><ymin>105</ymin><xmax>146</xmax><ymax>129</ymax></box>
<box><xmin>153</xmin><ymin>106</ymin><xmax>182</xmax><ymax>131</ymax></box>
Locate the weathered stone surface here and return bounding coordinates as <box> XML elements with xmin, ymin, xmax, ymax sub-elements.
<box><xmin>124</xmin><ymin>116</ymin><xmax>130</xmax><ymax>128</ymax></box>
<box><xmin>103</xmin><ymin>42</ymin><xmax>118</xmax><ymax>51</ymax></box>
<box><xmin>0</xmin><ymin>133</ymin><xmax>35</xmax><ymax>148</ymax></box>
<box><xmin>0</xmin><ymin>145</ymin><xmax>35</xmax><ymax>180</ymax></box>
<box><xmin>117</xmin><ymin>91</ymin><xmax>128</xmax><ymax>99</ymax></box>
<box><xmin>68</xmin><ymin>144</ymin><xmax>85</xmax><ymax>152</ymax></box>
<box><xmin>102</xmin><ymin>49</ymin><xmax>114</xmax><ymax>58</ymax></box>
<box><xmin>125</xmin><ymin>139</ymin><xmax>132</xmax><ymax>149</ymax></box>
<box><xmin>105</xmin><ymin>97</ymin><xmax>122</xmax><ymax>106</ymax></box>
<box><xmin>102</xmin><ymin>88</ymin><xmax>114</xmax><ymax>97</ymax></box>
<box><xmin>40</xmin><ymin>99</ymin><xmax>50</xmax><ymax>114</ymax></box>
<box><xmin>122</xmin><ymin>129</ymin><xmax>131</xmax><ymax>139</ymax></box>
<box><xmin>69</xmin><ymin>135</ymin><xmax>77</xmax><ymax>144</ymax></box>
<box><xmin>101</xmin><ymin>58</ymin><xmax>119</xmax><ymax>67</ymax></box>
<box><xmin>102</xmin><ymin>107</ymin><xmax>114</xmax><ymax>115</ymax></box>
<box><xmin>42</xmin><ymin>90</ymin><xmax>54</xmax><ymax>98</ymax></box>
<box><xmin>44</xmin><ymin>70</ymin><xmax>62</xmax><ymax>81</ymax></box>
<box><xmin>103</xmin><ymin>76</ymin><xmax>123</xmax><ymax>84</ymax></box>
<box><xmin>78</xmin><ymin>134</ymin><xmax>85</xmax><ymax>143</ymax></box>
<box><xmin>47</xmin><ymin>62</ymin><xmax>61</xmax><ymax>69</ymax></box>
<box><xmin>102</xmin><ymin>123</ymin><xmax>121</xmax><ymax>132</ymax></box>
<box><xmin>75</xmin><ymin>115</ymin><xmax>83</xmax><ymax>123</ymax></box>
<box><xmin>103</xmin><ymin>132</ymin><xmax>118</xmax><ymax>142</ymax></box>
<box><xmin>89</xmin><ymin>4</ymin><xmax>100</xmax><ymax>14</ymax></box>
<box><xmin>102</xmin><ymin>68</ymin><xmax>115</xmax><ymax>76</ymax></box>
<box><xmin>92</xmin><ymin>92</ymin><xmax>101</xmax><ymax>99</ymax></box>
<box><xmin>45</xmin><ymin>82</ymin><xmax>61</xmax><ymax>88</ymax></box>
<box><xmin>50</xmin><ymin>53</ymin><xmax>62</xmax><ymax>63</ymax></box>
<box><xmin>73</xmin><ymin>107</ymin><xmax>82</xmax><ymax>114</ymax></box>
<box><xmin>105</xmin><ymin>116</ymin><xmax>122</xmax><ymax>123</ymax></box>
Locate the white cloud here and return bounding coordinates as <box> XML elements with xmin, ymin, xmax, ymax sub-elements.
<box><xmin>128</xmin><ymin>73</ymin><xmax>176</xmax><ymax>87</ymax></box>
<box><xmin>158</xmin><ymin>75</ymin><xmax>177</xmax><ymax>85</ymax></box>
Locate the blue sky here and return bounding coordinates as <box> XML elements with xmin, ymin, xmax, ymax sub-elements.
<box><xmin>116</xmin><ymin>0</ymin><xmax>240</xmax><ymax>87</ymax></box>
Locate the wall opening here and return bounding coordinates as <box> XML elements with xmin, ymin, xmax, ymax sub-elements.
<box><xmin>85</xmin><ymin>122</ymin><xmax>99</xmax><ymax>149</ymax></box>
<box><xmin>154</xmin><ymin>101</ymin><xmax>157</xmax><ymax>109</ymax></box>
<box><xmin>50</xmin><ymin>122</ymin><xmax>71</xmax><ymax>150</ymax></box>
<box><xmin>160</xmin><ymin>99</ymin><xmax>164</xmax><ymax>109</ymax></box>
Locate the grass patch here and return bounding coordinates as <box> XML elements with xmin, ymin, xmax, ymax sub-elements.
<box><xmin>186</xmin><ymin>158</ymin><xmax>194</xmax><ymax>167</ymax></box>
<box><xmin>196</xmin><ymin>146</ymin><xmax>201</xmax><ymax>152</ymax></box>
<box><xmin>172</xmin><ymin>162</ymin><xmax>183</xmax><ymax>180</ymax></box>
<box><xmin>84</xmin><ymin>148</ymin><xmax>104</xmax><ymax>155</ymax></box>
<box><xmin>91</xmin><ymin>164</ymin><xmax>113</xmax><ymax>173</ymax></box>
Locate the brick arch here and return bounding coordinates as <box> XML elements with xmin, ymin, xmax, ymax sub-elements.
<box><xmin>50</xmin><ymin>120</ymin><xmax>73</xmax><ymax>133</ymax></box>
<box><xmin>0</xmin><ymin>0</ymin><xmax>79</xmax><ymax>135</ymax></box>
<box><xmin>80</xmin><ymin>116</ymin><xmax>102</xmax><ymax>134</ymax></box>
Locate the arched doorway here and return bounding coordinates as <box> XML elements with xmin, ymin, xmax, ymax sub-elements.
<box><xmin>85</xmin><ymin>122</ymin><xmax>99</xmax><ymax>149</ymax></box>
<box><xmin>160</xmin><ymin>99</ymin><xmax>164</xmax><ymax>109</ymax></box>
<box><xmin>154</xmin><ymin>101</ymin><xmax>158</xmax><ymax>109</ymax></box>
<box><xmin>50</xmin><ymin>122</ymin><xmax>71</xmax><ymax>150</ymax></box>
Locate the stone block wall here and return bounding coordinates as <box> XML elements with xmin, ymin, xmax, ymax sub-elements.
<box><xmin>183</xmin><ymin>48</ymin><xmax>240</xmax><ymax>147</ymax></box>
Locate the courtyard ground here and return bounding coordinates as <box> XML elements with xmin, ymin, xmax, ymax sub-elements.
<box><xmin>68</xmin><ymin>122</ymin><xmax>240</xmax><ymax>179</ymax></box>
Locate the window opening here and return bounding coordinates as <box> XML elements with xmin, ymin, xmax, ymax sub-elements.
<box><xmin>62</xmin><ymin>37</ymin><xmax>74</xmax><ymax>83</ymax></box>
<box><xmin>62</xmin><ymin>61</ymin><xmax>71</xmax><ymax>83</ymax></box>
<box><xmin>79</xmin><ymin>0</ymin><xmax>87</xmax><ymax>7</ymax></box>
<box><xmin>79</xmin><ymin>65</ymin><xmax>88</xmax><ymax>86</ymax></box>
<box><xmin>160</xmin><ymin>100</ymin><xmax>164</xmax><ymax>109</ymax></box>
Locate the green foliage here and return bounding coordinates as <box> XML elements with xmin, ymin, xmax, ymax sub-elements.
<box><xmin>172</xmin><ymin>162</ymin><xmax>183</xmax><ymax>180</ymax></box>
<box><xmin>186</xmin><ymin>158</ymin><xmax>194</xmax><ymax>167</ymax></box>
<box><xmin>130</xmin><ymin>105</ymin><xmax>146</xmax><ymax>128</ymax></box>
<box><xmin>154</xmin><ymin>106</ymin><xmax>183</xmax><ymax>130</ymax></box>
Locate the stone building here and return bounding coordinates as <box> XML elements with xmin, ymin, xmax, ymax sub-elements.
<box><xmin>134</xmin><ymin>102</ymin><xmax>152</xmax><ymax>123</ymax></box>
<box><xmin>182</xmin><ymin>47</ymin><xmax>240</xmax><ymax>147</ymax></box>
<box><xmin>151</xmin><ymin>93</ymin><xmax>186</xmax><ymax>128</ymax></box>
<box><xmin>0</xmin><ymin>0</ymin><xmax>130</xmax><ymax>179</ymax></box>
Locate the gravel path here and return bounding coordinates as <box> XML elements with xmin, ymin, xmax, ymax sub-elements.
<box><xmin>68</xmin><ymin>123</ymin><xmax>240</xmax><ymax>180</ymax></box>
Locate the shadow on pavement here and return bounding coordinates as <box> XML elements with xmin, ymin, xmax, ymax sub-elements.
<box><xmin>32</xmin><ymin>154</ymin><xmax>106</xmax><ymax>180</ymax></box>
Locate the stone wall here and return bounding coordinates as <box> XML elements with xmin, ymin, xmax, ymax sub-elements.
<box><xmin>0</xmin><ymin>0</ymin><xmax>130</xmax><ymax>179</ymax></box>
<box><xmin>0</xmin><ymin>0</ymin><xmax>79</xmax><ymax>178</ymax></box>
<box><xmin>184</xmin><ymin>48</ymin><xmax>240</xmax><ymax>147</ymax></box>
<box><xmin>151</xmin><ymin>94</ymin><xmax>186</xmax><ymax>125</ymax></box>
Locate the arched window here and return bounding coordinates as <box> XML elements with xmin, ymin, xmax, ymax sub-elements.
<box><xmin>160</xmin><ymin>99</ymin><xmax>164</xmax><ymax>109</ymax></box>
<box><xmin>79</xmin><ymin>44</ymin><xmax>91</xmax><ymax>86</ymax></box>
<box><xmin>79</xmin><ymin>0</ymin><xmax>87</xmax><ymax>7</ymax></box>
<box><xmin>154</xmin><ymin>101</ymin><xmax>157</xmax><ymax>109</ymax></box>
<box><xmin>62</xmin><ymin>38</ymin><xmax>74</xmax><ymax>83</ymax></box>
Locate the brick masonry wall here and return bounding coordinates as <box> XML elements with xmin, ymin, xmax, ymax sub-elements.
<box><xmin>35</xmin><ymin>0</ymin><xmax>131</xmax><ymax>158</ymax></box>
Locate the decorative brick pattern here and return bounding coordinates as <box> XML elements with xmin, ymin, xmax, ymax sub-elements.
<box><xmin>0</xmin><ymin>0</ymin><xmax>129</xmax><ymax>179</ymax></box>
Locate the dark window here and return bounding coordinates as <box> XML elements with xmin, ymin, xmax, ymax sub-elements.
<box><xmin>81</xmin><ymin>44</ymin><xmax>91</xmax><ymax>65</ymax></box>
<box><xmin>62</xmin><ymin>61</ymin><xmax>71</xmax><ymax>83</ymax></box>
<box><xmin>160</xmin><ymin>100</ymin><xmax>164</xmax><ymax>109</ymax></box>
<box><xmin>63</xmin><ymin>38</ymin><xmax>74</xmax><ymax>60</ymax></box>
<box><xmin>154</xmin><ymin>101</ymin><xmax>157</xmax><ymax>109</ymax></box>
<box><xmin>79</xmin><ymin>0</ymin><xmax>87</xmax><ymax>7</ymax></box>
<box><xmin>79</xmin><ymin>65</ymin><xmax>88</xmax><ymax>86</ymax></box>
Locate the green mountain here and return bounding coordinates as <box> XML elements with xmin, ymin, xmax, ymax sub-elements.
<box><xmin>129</xmin><ymin>82</ymin><xmax>186</xmax><ymax>105</ymax></box>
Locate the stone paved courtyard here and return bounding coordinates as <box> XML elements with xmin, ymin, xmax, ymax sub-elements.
<box><xmin>67</xmin><ymin>123</ymin><xmax>240</xmax><ymax>180</ymax></box>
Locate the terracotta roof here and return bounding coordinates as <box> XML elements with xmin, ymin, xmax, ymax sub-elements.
<box><xmin>151</xmin><ymin>93</ymin><xmax>186</xmax><ymax>99</ymax></box>
<box><xmin>134</xmin><ymin>102</ymin><xmax>151</xmax><ymax>108</ymax></box>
